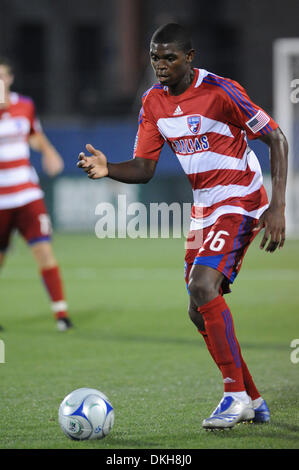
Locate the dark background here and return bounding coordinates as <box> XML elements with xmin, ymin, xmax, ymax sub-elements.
<box><xmin>1</xmin><ymin>0</ymin><xmax>298</xmax><ymax>119</ymax></box>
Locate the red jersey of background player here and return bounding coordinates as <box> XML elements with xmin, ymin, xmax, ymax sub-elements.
<box><xmin>0</xmin><ymin>92</ymin><xmax>43</xmax><ymax>209</ymax></box>
<box><xmin>134</xmin><ymin>68</ymin><xmax>279</xmax><ymax>229</ymax></box>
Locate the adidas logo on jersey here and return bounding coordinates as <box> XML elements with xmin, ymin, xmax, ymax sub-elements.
<box><xmin>173</xmin><ymin>105</ymin><xmax>183</xmax><ymax>116</ymax></box>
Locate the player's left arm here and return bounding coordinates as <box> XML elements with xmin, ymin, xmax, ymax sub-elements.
<box><xmin>223</xmin><ymin>79</ymin><xmax>288</xmax><ymax>252</ymax></box>
<box><xmin>29</xmin><ymin>132</ymin><xmax>64</xmax><ymax>177</ymax></box>
<box><xmin>258</xmin><ymin>127</ymin><xmax>288</xmax><ymax>252</ymax></box>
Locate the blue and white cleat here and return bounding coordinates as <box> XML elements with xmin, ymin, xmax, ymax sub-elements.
<box><xmin>252</xmin><ymin>398</ymin><xmax>270</xmax><ymax>423</ymax></box>
<box><xmin>202</xmin><ymin>396</ymin><xmax>255</xmax><ymax>429</ymax></box>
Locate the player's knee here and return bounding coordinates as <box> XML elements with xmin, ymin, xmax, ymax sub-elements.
<box><xmin>188</xmin><ymin>274</ymin><xmax>218</xmax><ymax>306</ymax></box>
<box><xmin>31</xmin><ymin>241</ymin><xmax>57</xmax><ymax>270</ymax></box>
<box><xmin>188</xmin><ymin>303</ymin><xmax>205</xmax><ymax>331</ymax></box>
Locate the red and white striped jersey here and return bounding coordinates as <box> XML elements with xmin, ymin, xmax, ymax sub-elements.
<box><xmin>0</xmin><ymin>92</ymin><xmax>43</xmax><ymax>209</ymax></box>
<box><xmin>134</xmin><ymin>68</ymin><xmax>278</xmax><ymax>229</ymax></box>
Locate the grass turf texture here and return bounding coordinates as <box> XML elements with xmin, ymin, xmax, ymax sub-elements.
<box><xmin>0</xmin><ymin>233</ymin><xmax>298</xmax><ymax>449</ymax></box>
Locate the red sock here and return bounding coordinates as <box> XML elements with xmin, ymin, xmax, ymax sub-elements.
<box><xmin>199</xmin><ymin>295</ymin><xmax>245</xmax><ymax>393</ymax></box>
<box><xmin>198</xmin><ymin>328</ymin><xmax>260</xmax><ymax>400</ymax></box>
<box><xmin>198</xmin><ymin>329</ymin><xmax>218</xmax><ymax>365</ymax></box>
<box><xmin>41</xmin><ymin>266</ymin><xmax>68</xmax><ymax>319</ymax></box>
<box><xmin>237</xmin><ymin>348</ymin><xmax>260</xmax><ymax>400</ymax></box>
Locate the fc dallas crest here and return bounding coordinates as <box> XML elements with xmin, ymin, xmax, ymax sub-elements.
<box><xmin>187</xmin><ymin>115</ymin><xmax>201</xmax><ymax>134</ymax></box>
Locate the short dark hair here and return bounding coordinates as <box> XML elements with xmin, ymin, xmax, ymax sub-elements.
<box><xmin>0</xmin><ymin>56</ymin><xmax>14</xmax><ymax>74</ymax></box>
<box><xmin>151</xmin><ymin>23</ymin><xmax>193</xmax><ymax>53</ymax></box>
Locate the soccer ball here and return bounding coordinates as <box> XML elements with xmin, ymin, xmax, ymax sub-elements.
<box><xmin>58</xmin><ymin>387</ymin><xmax>114</xmax><ymax>440</ymax></box>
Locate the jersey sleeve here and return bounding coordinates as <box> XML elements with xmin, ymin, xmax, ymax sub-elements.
<box><xmin>224</xmin><ymin>80</ymin><xmax>279</xmax><ymax>140</ymax></box>
<box><xmin>133</xmin><ymin>101</ymin><xmax>164</xmax><ymax>161</ymax></box>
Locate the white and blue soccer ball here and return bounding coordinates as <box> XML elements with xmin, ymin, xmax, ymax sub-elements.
<box><xmin>58</xmin><ymin>387</ymin><xmax>114</xmax><ymax>440</ymax></box>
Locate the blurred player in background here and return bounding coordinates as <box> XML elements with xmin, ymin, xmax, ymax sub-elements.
<box><xmin>0</xmin><ymin>57</ymin><xmax>72</xmax><ymax>331</ymax></box>
<box><xmin>77</xmin><ymin>24</ymin><xmax>288</xmax><ymax>428</ymax></box>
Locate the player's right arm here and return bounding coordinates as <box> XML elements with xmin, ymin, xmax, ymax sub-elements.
<box><xmin>77</xmin><ymin>91</ymin><xmax>164</xmax><ymax>184</ymax></box>
<box><xmin>77</xmin><ymin>144</ymin><xmax>157</xmax><ymax>183</ymax></box>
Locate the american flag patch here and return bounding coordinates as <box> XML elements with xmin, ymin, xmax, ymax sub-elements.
<box><xmin>246</xmin><ymin>110</ymin><xmax>270</xmax><ymax>133</ymax></box>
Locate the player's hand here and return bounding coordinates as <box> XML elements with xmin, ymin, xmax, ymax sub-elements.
<box><xmin>77</xmin><ymin>144</ymin><xmax>108</xmax><ymax>179</ymax></box>
<box><xmin>258</xmin><ymin>205</ymin><xmax>286</xmax><ymax>252</ymax></box>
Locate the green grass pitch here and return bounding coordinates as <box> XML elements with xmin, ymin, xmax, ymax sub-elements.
<box><xmin>0</xmin><ymin>232</ymin><xmax>298</xmax><ymax>449</ymax></box>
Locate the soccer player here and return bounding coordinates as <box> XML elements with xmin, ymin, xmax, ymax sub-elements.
<box><xmin>0</xmin><ymin>57</ymin><xmax>73</xmax><ymax>331</ymax></box>
<box><xmin>77</xmin><ymin>24</ymin><xmax>288</xmax><ymax>428</ymax></box>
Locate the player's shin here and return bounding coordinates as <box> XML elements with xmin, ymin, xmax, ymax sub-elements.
<box><xmin>199</xmin><ymin>295</ymin><xmax>246</xmax><ymax>394</ymax></box>
<box><xmin>198</xmin><ymin>325</ymin><xmax>261</xmax><ymax>401</ymax></box>
<box><xmin>41</xmin><ymin>265</ymin><xmax>68</xmax><ymax>319</ymax></box>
